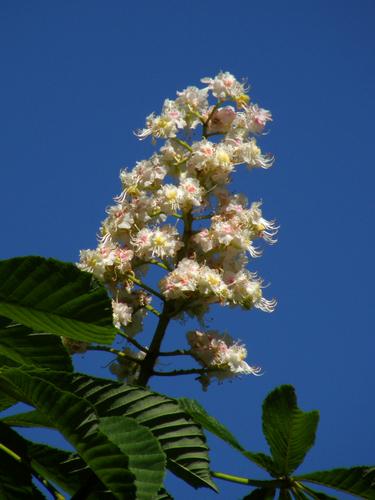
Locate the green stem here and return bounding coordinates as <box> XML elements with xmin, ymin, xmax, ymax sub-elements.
<box><xmin>211</xmin><ymin>471</ymin><xmax>288</xmax><ymax>488</ymax></box>
<box><xmin>87</xmin><ymin>346</ymin><xmax>143</xmax><ymax>364</ymax></box>
<box><xmin>144</xmin><ymin>303</ymin><xmax>161</xmax><ymax>317</ymax></box>
<box><xmin>172</xmin><ymin>137</ymin><xmax>193</xmax><ymax>152</ymax></box>
<box><xmin>0</xmin><ymin>443</ymin><xmax>20</xmax><ymax>462</ymax></box>
<box><xmin>116</xmin><ymin>331</ymin><xmax>149</xmax><ymax>353</ymax></box>
<box><xmin>146</xmin><ymin>259</ymin><xmax>170</xmax><ymax>271</ymax></box>
<box><xmin>127</xmin><ymin>274</ymin><xmax>165</xmax><ymax>301</ymax></box>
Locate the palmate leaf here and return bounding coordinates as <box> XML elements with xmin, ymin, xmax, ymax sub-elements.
<box><xmin>179</xmin><ymin>397</ymin><xmax>277</xmax><ymax>475</ymax></box>
<box><xmin>99</xmin><ymin>416</ymin><xmax>166</xmax><ymax>500</ymax></box>
<box><xmin>243</xmin><ymin>487</ymin><xmax>276</xmax><ymax>499</ymax></box>
<box><xmin>0</xmin><ymin>256</ymin><xmax>116</xmax><ymax>344</ymax></box>
<box><xmin>296</xmin><ymin>467</ymin><xmax>375</xmax><ymax>499</ymax></box>
<box><xmin>10</xmin><ymin>370</ymin><xmax>217</xmax><ymax>492</ymax></box>
<box><xmin>0</xmin><ymin>369</ymin><xmax>217</xmax><ymax>493</ymax></box>
<box><xmin>0</xmin><ymin>316</ymin><xmax>72</xmax><ymax>372</ymax></box>
<box><xmin>1</xmin><ymin>409</ymin><xmax>53</xmax><ymax>427</ymax></box>
<box><xmin>0</xmin><ymin>368</ymin><xmax>147</xmax><ymax>499</ymax></box>
<box><xmin>262</xmin><ymin>385</ymin><xmax>319</xmax><ymax>475</ymax></box>
<box><xmin>0</xmin><ymin>421</ymin><xmax>108</xmax><ymax>498</ymax></box>
<box><xmin>25</xmin><ymin>442</ymin><xmax>98</xmax><ymax>496</ymax></box>
<box><xmin>69</xmin><ymin>374</ymin><xmax>218</xmax><ymax>492</ymax></box>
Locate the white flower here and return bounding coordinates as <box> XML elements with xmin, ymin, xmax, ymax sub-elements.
<box><xmin>156</xmin><ymin>184</ymin><xmax>181</xmax><ymax>213</ymax></box>
<box><xmin>112</xmin><ymin>301</ymin><xmax>133</xmax><ymax>329</ymax></box>
<box><xmin>132</xmin><ymin>226</ymin><xmax>183</xmax><ymax>260</ymax></box>
<box><xmin>187</xmin><ymin>330</ymin><xmax>261</xmax><ymax>389</ymax></box>
<box><xmin>179</xmin><ymin>175</ymin><xmax>204</xmax><ymax>208</ymax></box>
<box><xmin>245</xmin><ymin>104</ymin><xmax>272</xmax><ymax>134</ymax></box>
<box><xmin>136</xmin><ymin>99</ymin><xmax>186</xmax><ymax>140</ymax></box>
<box><xmin>201</xmin><ymin>71</ymin><xmax>248</xmax><ymax>100</ymax></box>
<box><xmin>235</xmin><ymin>139</ymin><xmax>274</xmax><ymax>169</ymax></box>
<box><xmin>160</xmin><ymin>258</ymin><xmax>200</xmax><ymax>299</ymax></box>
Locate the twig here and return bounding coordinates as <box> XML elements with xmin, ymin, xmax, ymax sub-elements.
<box><xmin>158</xmin><ymin>349</ymin><xmax>192</xmax><ymax>357</ymax></box>
<box><xmin>87</xmin><ymin>345</ymin><xmax>143</xmax><ymax>364</ymax></box>
<box><xmin>116</xmin><ymin>331</ymin><xmax>149</xmax><ymax>353</ymax></box>
<box><xmin>127</xmin><ymin>274</ymin><xmax>165</xmax><ymax>301</ymax></box>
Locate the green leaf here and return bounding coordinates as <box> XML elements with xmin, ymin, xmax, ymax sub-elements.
<box><xmin>1</xmin><ymin>409</ymin><xmax>52</xmax><ymax>427</ymax></box>
<box><xmin>297</xmin><ymin>482</ymin><xmax>337</xmax><ymax>499</ymax></box>
<box><xmin>243</xmin><ymin>487</ymin><xmax>276</xmax><ymax>499</ymax></box>
<box><xmin>0</xmin><ymin>368</ymin><xmax>141</xmax><ymax>499</ymax></box>
<box><xmin>26</xmin><ymin>442</ymin><xmax>99</xmax><ymax>496</ymax></box>
<box><xmin>296</xmin><ymin>467</ymin><xmax>375</xmax><ymax>499</ymax></box>
<box><xmin>26</xmin><ymin>370</ymin><xmax>217</xmax><ymax>492</ymax></box>
<box><xmin>154</xmin><ymin>487</ymin><xmax>174</xmax><ymax>499</ymax></box>
<box><xmin>69</xmin><ymin>374</ymin><xmax>218</xmax><ymax>492</ymax></box>
<box><xmin>179</xmin><ymin>397</ymin><xmax>277</xmax><ymax>475</ymax></box>
<box><xmin>99</xmin><ymin>416</ymin><xmax>166</xmax><ymax>500</ymax></box>
<box><xmin>0</xmin><ymin>316</ymin><xmax>72</xmax><ymax>371</ymax></box>
<box><xmin>279</xmin><ymin>490</ymin><xmax>293</xmax><ymax>499</ymax></box>
<box><xmin>0</xmin><ymin>256</ymin><xmax>116</xmax><ymax>344</ymax></box>
<box><xmin>262</xmin><ymin>385</ymin><xmax>319</xmax><ymax>475</ymax></box>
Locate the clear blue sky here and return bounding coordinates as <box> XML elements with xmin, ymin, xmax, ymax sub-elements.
<box><xmin>1</xmin><ymin>1</ymin><xmax>374</xmax><ymax>498</ymax></box>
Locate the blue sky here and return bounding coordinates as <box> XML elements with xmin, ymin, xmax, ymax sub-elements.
<box><xmin>1</xmin><ymin>1</ymin><xmax>374</xmax><ymax>498</ymax></box>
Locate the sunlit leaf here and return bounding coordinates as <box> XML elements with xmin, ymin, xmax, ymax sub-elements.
<box><xmin>0</xmin><ymin>256</ymin><xmax>116</xmax><ymax>344</ymax></box>
<box><xmin>99</xmin><ymin>416</ymin><xmax>166</xmax><ymax>500</ymax></box>
<box><xmin>262</xmin><ymin>385</ymin><xmax>319</xmax><ymax>475</ymax></box>
<box><xmin>296</xmin><ymin>467</ymin><xmax>375</xmax><ymax>499</ymax></box>
<box><xmin>179</xmin><ymin>397</ymin><xmax>277</xmax><ymax>475</ymax></box>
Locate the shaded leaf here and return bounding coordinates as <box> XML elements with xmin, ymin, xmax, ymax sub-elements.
<box><xmin>154</xmin><ymin>487</ymin><xmax>174</xmax><ymax>499</ymax></box>
<box><xmin>296</xmin><ymin>467</ymin><xmax>375</xmax><ymax>499</ymax></box>
<box><xmin>298</xmin><ymin>482</ymin><xmax>337</xmax><ymax>499</ymax></box>
<box><xmin>0</xmin><ymin>256</ymin><xmax>116</xmax><ymax>344</ymax></box>
<box><xmin>0</xmin><ymin>422</ymin><xmax>44</xmax><ymax>499</ymax></box>
<box><xmin>243</xmin><ymin>487</ymin><xmax>276</xmax><ymax>499</ymax></box>
<box><xmin>179</xmin><ymin>397</ymin><xmax>277</xmax><ymax>475</ymax></box>
<box><xmin>70</xmin><ymin>374</ymin><xmax>218</xmax><ymax>492</ymax></box>
<box><xmin>0</xmin><ymin>368</ymin><xmax>139</xmax><ymax>499</ymax></box>
<box><xmin>99</xmin><ymin>416</ymin><xmax>166</xmax><ymax>500</ymax></box>
<box><xmin>26</xmin><ymin>442</ymin><xmax>98</xmax><ymax>496</ymax></box>
<box><xmin>0</xmin><ymin>316</ymin><xmax>72</xmax><ymax>371</ymax></box>
<box><xmin>25</xmin><ymin>369</ymin><xmax>217</xmax><ymax>492</ymax></box>
<box><xmin>1</xmin><ymin>409</ymin><xmax>52</xmax><ymax>427</ymax></box>
<box><xmin>0</xmin><ymin>448</ymin><xmax>42</xmax><ymax>499</ymax></box>
<box><xmin>262</xmin><ymin>385</ymin><xmax>319</xmax><ymax>475</ymax></box>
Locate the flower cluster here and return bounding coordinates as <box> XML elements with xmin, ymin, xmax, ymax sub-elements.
<box><xmin>78</xmin><ymin>71</ymin><xmax>277</xmax><ymax>386</ymax></box>
<box><xmin>187</xmin><ymin>330</ymin><xmax>261</xmax><ymax>390</ymax></box>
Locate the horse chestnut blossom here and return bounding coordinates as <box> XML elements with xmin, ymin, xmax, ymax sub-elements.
<box><xmin>187</xmin><ymin>330</ymin><xmax>261</xmax><ymax>390</ymax></box>
<box><xmin>78</xmin><ymin>71</ymin><xmax>277</xmax><ymax>388</ymax></box>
